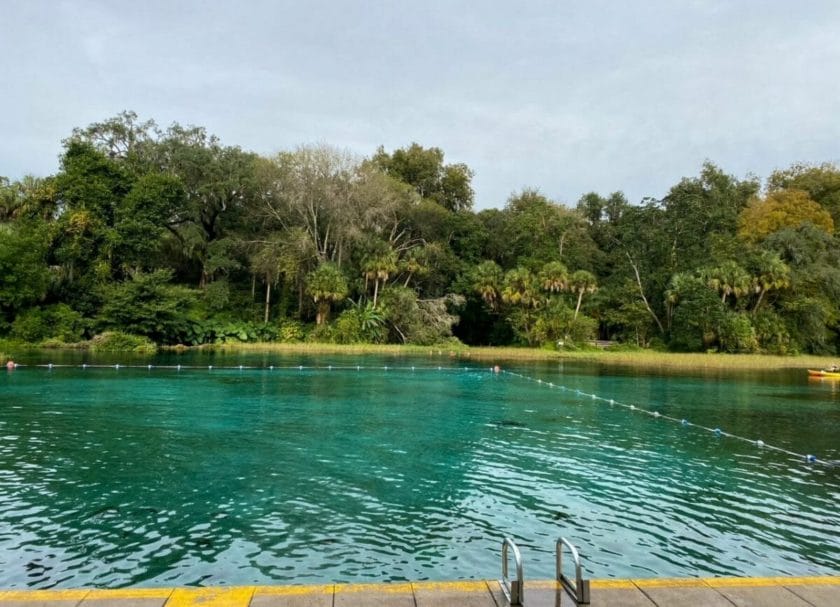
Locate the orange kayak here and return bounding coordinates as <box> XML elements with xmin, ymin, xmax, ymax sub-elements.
<box><xmin>808</xmin><ymin>369</ymin><xmax>840</xmax><ymax>378</ymax></box>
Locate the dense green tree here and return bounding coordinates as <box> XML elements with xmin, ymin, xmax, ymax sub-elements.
<box><xmin>372</xmin><ymin>143</ymin><xmax>474</xmax><ymax>212</ymax></box>
<box><xmin>768</xmin><ymin>162</ymin><xmax>840</xmax><ymax>224</ymax></box>
<box><xmin>97</xmin><ymin>270</ymin><xmax>198</xmax><ymax>344</ymax></box>
<box><xmin>5</xmin><ymin>112</ymin><xmax>840</xmax><ymax>354</ymax></box>
<box><xmin>0</xmin><ymin>224</ymin><xmax>50</xmax><ymax>326</ymax></box>
<box><xmin>306</xmin><ymin>262</ymin><xmax>349</xmax><ymax>324</ymax></box>
<box><xmin>662</xmin><ymin>162</ymin><xmax>759</xmax><ymax>272</ymax></box>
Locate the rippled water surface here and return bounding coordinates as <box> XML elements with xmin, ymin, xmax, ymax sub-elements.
<box><xmin>0</xmin><ymin>353</ymin><xmax>838</xmax><ymax>588</ymax></box>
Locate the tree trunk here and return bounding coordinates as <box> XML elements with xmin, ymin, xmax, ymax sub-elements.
<box><xmin>298</xmin><ymin>283</ymin><xmax>304</xmax><ymax>318</ymax></box>
<box><xmin>373</xmin><ymin>279</ymin><xmax>380</xmax><ymax>308</ymax></box>
<box><xmin>626</xmin><ymin>251</ymin><xmax>665</xmax><ymax>335</ymax></box>
<box><xmin>574</xmin><ymin>290</ymin><xmax>584</xmax><ymax>320</ymax></box>
<box><xmin>752</xmin><ymin>288</ymin><xmax>766</xmax><ymax>313</ymax></box>
<box><xmin>316</xmin><ymin>301</ymin><xmax>330</xmax><ymax>325</ymax></box>
<box><xmin>264</xmin><ymin>277</ymin><xmax>271</xmax><ymax>323</ymax></box>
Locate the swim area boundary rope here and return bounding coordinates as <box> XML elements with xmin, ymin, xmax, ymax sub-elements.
<box><xmin>7</xmin><ymin>363</ymin><xmax>833</xmax><ymax>466</ymax></box>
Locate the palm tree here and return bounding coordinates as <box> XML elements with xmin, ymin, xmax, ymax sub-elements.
<box><xmin>402</xmin><ymin>244</ymin><xmax>436</xmax><ymax>288</ymax></box>
<box><xmin>568</xmin><ymin>270</ymin><xmax>598</xmax><ymax>320</ymax></box>
<box><xmin>306</xmin><ymin>262</ymin><xmax>348</xmax><ymax>324</ymax></box>
<box><xmin>502</xmin><ymin>267</ymin><xmax>542</xmax><ymax>309</ymax></box>
<box><xmin>362</xmin><ymin>250</ymin><xmax>398</xmax><ymax>307</ymax></box>
<box><xmin>748</xmin><ymin>252</ymin><xmax>790</xmax><ymax>313</ymax></box>
<box><xmin>472</xmin><ymin>260</ymin><xmax>504</xmax><ymax>310</ymax></box>
<box><xmin>538</xmin><ymin>261</ymin><xmax>569</xmax><ymax>294</ymax></box>
<box><xmin>703</xmin><ymin>261</ymin><xmax>750</xmax><ymax>304</ymax></box>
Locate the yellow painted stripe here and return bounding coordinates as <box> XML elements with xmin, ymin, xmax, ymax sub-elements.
<box><xmin>0</xmin><ymin>576</ymin><xmax>837</xmax><ymax>603</ymax></box>
<box><xmin>705</xmin><ymin>576</ymin><xmax>840</xmax><ymax>588</ymax></box>
<box><xmin>253</xmin><ymin>584</ymin><xmax>334</xmax><ymax>596</ymax></box>
<box><xmin>335</xmin><ymin>582</ymin><xmax>414</xmax><ymax>594</ymax></box>
<box><xmin>411</xmin><ymin>580</ymin><xmax>492</xmax><ymax>593</ymax></box>
<box><xmin>0</xmin><ymin>589</ymin><xmax>90</xmax><ymax>601</ymax></box>
<box><xmin>85</xmin><ymin>587</ymin><xmax>174</xmax><ymax>599</ymax></box>
<box><xmin>634</xmin><ymin>577</ymin><xmax>711</xmax><ymax>588</ymax></box>
<box><xmin>166</xmin><ymin>586</ymin><xmax>254</xmax><ymax>607</ymax></box>
<box><xmin>590</xmin><ymin>579</ymin><xmax>639</xmax><ymax>590</ymax></box>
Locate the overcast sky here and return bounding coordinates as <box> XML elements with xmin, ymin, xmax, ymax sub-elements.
<box><xmin>2</xmin><ymin>1</ymin><xmax>839</xmax><ymax>209</ymax></box>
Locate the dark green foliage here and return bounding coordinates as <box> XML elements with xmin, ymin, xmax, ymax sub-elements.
<box><xmin>372</xmin><ymin>143</ymin><xmax>474</xmax><ymax>212</ymax></box>
<box><xmin>2</xmin><ymin>112</ymin><xmax>839</xmax><ymax>354</ymax></box>
<box><xmin>97</xmin><ymin>270</ymin><xmax>198</xmax><ymax>344</ymax></box>
<box><xmin>0</xmin><ymin>224</ymin><xmax>50</xmax><ymax>324</ymax></box>
<box><xmin>89</xmin><ymin>331</ymin><xmax>156</xmax><ymax>353</ymax></box>
<box><xmin>334</xmin><ymin>303</ymin><xmax>386</xmax><ymax>344</ymax></box>
<box><xmin>11</xmin><ymin>304</ymin><xmax>86</xmax><ymax>343</ymax></box>
<box><xmin>116</xmin><ymin>173</ymin><xmax>186</xmax><ymax>269</ymax></box>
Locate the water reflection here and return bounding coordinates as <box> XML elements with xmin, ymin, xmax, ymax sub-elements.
<box><xmin>0</xmin><ymin>354</ymin><xmax>837</xmax><ymax>588</ymax></box>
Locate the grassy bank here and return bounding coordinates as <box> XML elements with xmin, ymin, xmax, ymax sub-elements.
<box><xmin>191</xmin><ymin>342</ymin><xmax>838</xmax><ymax>371</ymax></box>
<box><xmin>5</xmin><ymin>335</ymin><xmax>836</xmax><ymax>371</ymax></box>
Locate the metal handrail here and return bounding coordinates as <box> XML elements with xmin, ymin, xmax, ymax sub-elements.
<box><xmin>556</xmin><ymin>537</ymin><xmax>590</xmax><ymax>605</ymax></box>
<box><xmin>499</xmin><ymin>537</ymin><xmax>524</xmax><ymax>605</ymax></box>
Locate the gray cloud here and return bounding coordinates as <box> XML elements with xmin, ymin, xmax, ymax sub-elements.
<box><xmin>2</xmin><ymin>0</ymin><xmax>839</xmax><ymax>208</ymax></box>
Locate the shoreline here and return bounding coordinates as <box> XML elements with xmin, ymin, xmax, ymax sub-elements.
<box><xmin>188</xmin><ymin>343</ymin><xmax>836</xmax><ymax>371</ymax></box>
<box><xmin>4</xmin><ymin>340</ymin><xmax>838</xmax><ymax>372</ymax></box>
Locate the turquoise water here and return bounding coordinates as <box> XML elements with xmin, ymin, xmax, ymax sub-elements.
<box><xmin>0</xmin><ymin>353</ymin><xmax>838</xmax><ymax>588</ymax></box>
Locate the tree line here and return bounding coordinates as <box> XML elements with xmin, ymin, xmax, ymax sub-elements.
<box><xmin>2</xmin><ymin>111</ymin><xmax>839</xmax><ymax>354</ymax></box>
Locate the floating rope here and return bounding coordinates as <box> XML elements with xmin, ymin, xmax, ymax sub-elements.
<box><xmin>12</xmin><ymin>363</ymin><xmax>492</xmax><ymax>372</ymax></box>
<box><xmin>8</xmin><ymin>363</ymin><xmax>830</xmax><ymax>466</ymax></box>
<box><xmin>502</xmin><ymin>370</ymin><xmax>831</xmax><ymax>467</ymax></box>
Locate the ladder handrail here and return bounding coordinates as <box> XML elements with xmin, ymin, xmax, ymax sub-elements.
<box><xmin>499</xmin><ymin>537</ymin><xmax>524</xmax><ymax>605</ymax></box>
<box><xmin>556</xmin><ymin>537</ymin><xmax>590</xmax><ymax>605</ymax></box>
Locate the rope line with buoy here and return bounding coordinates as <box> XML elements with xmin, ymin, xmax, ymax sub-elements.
<box><xmin>6</xmin><ymin>362</ymin><xmax>831</xmax><ymax>466</ymax></box>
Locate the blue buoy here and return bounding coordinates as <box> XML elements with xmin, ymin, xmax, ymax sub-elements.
<box><xmin>806</xmin><ymin>454</ymin><xmax>817</xmax><ymax>463</ymax></box>
<box><xmin>714</xmin><ymin>428</ymin><xmax>722</xmax><ymax>436</ymax></box>
<box><xmin>681</xmin><ymin>419</ymin><xmax>688</xmax><ymax>425</ymax></box>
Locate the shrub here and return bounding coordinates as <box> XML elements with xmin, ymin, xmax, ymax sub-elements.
<box><xmin>718</xmin><ymin>312</ymin><xmax>759</xmax><ymax>353</ymax></box>
<box><xmin>89</xmin><ymin>331</ymin><xmax>156</xmax><ymax>353</ymax></box>
<box><xmin>11</xmin><ymin>304</ymin><xmax>86</xmax><ymax>343</ymax></box>
<box><xmin>333</xmin><ymin>304</ymin><xmax>385</xmax><ymax>344</ymax></box>
<box><xmin>276</xmin><ymin>319</ymin><xmax>305</xmax><ymax>343</ymax></box>
<box><xmin>96</xmin><ymin>269</ymin><xmax>199</xmax><ymax>344</ymax></box>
